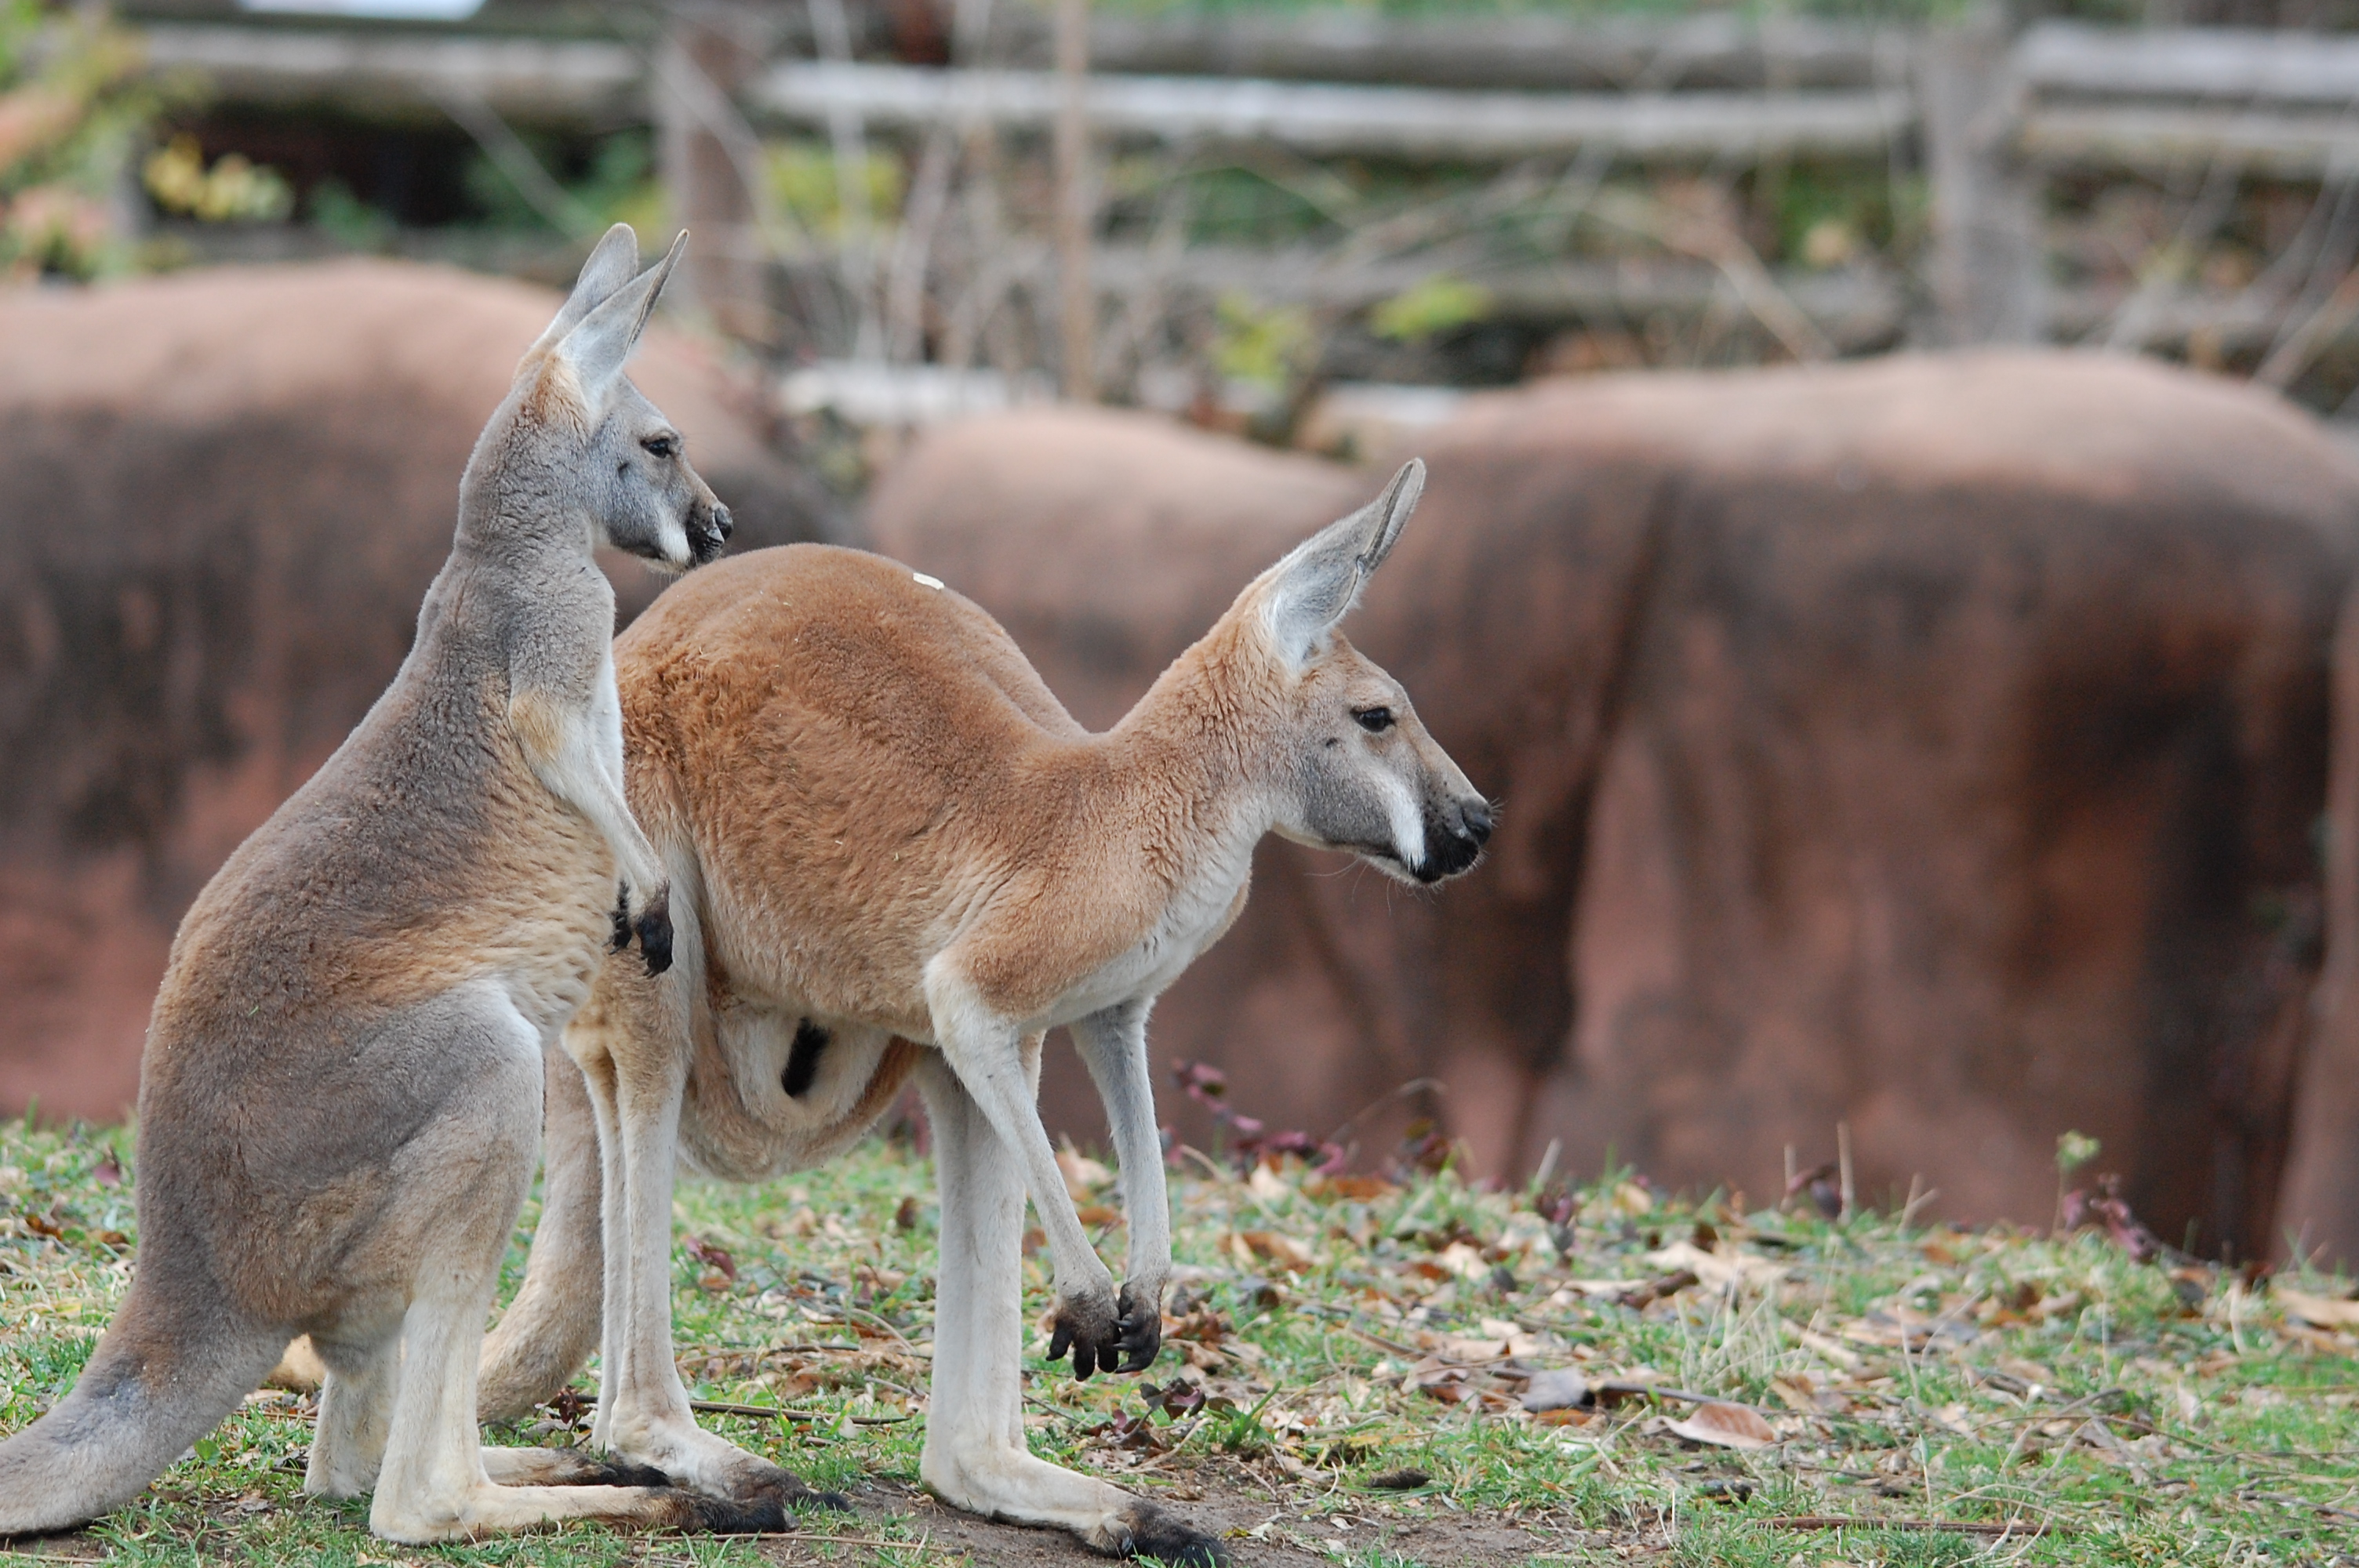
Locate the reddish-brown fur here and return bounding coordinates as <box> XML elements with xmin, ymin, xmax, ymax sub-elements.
<box><xmin>627</xmin><ymin>546</ymin><xmax>1267</xmax><ymax>1027</ymax></box>
<box><xmin>485</xmin><ymin>471</ymin><xmax>1482</xmax><ymax>1565</ymax></box>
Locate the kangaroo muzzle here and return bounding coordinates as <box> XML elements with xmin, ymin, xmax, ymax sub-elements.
<box><xmin>1416</xmin><ymin>794</ymin><xmax>1492</xmax><ymax>883</ymax></box>
<box><xmin>689</xmin><ymin>503</ymin><xmax>732</xmax><ymax>565</ymax></box>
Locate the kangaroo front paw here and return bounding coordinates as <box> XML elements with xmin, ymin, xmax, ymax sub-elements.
<box><xmin>1046</xmin><ymin>1287</ymin><xmax>1122</xmax><ymax>1379</ymax></box>
<box><xmin>609</xmin><ymin>883</ymin><xmax>635</xmax><ymax>953</ymax></box>
<box><xmin>609</xmin><ymin>882</ymin><xmax>674</xmax><ymax>975</ymax></box>
<box><xmin>1114</xmin><ymin>1283</ymin><xmax>1163</xmax><ymax>1374</ymax></box>
<box><xmin>634</xmin><ymin>886</ymin><xmax>673</xmax><ymax>975</ymax></box>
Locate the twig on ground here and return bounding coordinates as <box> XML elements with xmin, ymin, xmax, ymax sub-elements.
<box><xmin>710</xmin><ymin>1530</ymin><xmax>956</xmax><ymax>1552</ymax></box>
<box><xmin>689</xmin><ymin>1398</ymin><xmax>909</xmax><ymax>1425</ymax></box>
<box><xmin>1762</xmin><ymin>1516</ymin><xmax>2074</xmax><ymax>1537</ymax></box>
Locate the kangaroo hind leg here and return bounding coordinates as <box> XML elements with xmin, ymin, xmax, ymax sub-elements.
<box><xmin>306</xmin><ymin>1334</ymin><xmax>398</xmax><ymax>1499</ymax></box>
<box><xmin>478</xmin><ymin>1036</ymin><xmax>606</xmax><ymax>1423</ymax></box>
<box><xmin>359</xmin><ymin>986</ymin><xmax>776</xmax><ymax>1543</ymax></box>
<box><xmin>565</xmin><ymin>953</ymin><xmax>839</xmax><ymax>1515</ymax></box>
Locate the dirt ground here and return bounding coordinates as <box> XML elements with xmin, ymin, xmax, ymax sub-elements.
<box><xmin>781</xmin><ymin>1475</ymin><xmax>1608</xmax><ymax>1566</ymax></box>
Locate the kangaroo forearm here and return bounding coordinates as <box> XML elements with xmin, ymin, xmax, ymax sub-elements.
<box><xmin>1070</xmin><ymin>1007</ymin><xmax>1172</xmax><ymax>1293</ymax></box>
<box><xmin>509</xmin><ymin>685</ymin><xmax>664</xmax><ymax>891</ymax></box>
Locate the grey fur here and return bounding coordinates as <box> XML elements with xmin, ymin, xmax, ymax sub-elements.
<box><xmin>0</xmin><ymin>227</ymin><xmax>754</xmax><ymax>1544</ymax></box>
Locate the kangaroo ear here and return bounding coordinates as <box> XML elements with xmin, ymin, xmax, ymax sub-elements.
<box><xmin>551</xmin><ymin>230</ymin><xmax>687</xmax><ymax>401</ymax></box>
<box><xmin>529</xmin><ymin>223</ymin><xmax>642</xmax><ymax>358</ymax></box>
<box><xmin>1262</xmin><ymin>459</ymin><xmax>1425</xmax><ymax>662</ymax></box>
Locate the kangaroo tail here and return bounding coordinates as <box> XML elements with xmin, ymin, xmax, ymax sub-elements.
<box><xmin>478</xmin><ymin>1036</ymin><xmax>604</xmax><ymax>1422</ymax></box>
<box><xmin>0</xmin><ymin>1269</ymin><xmax>284</xmax><ymax>1536</ymax></box>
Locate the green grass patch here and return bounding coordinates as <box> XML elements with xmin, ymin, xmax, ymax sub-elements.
<box><xmin>5</xmin><ymin>1114</ymin><xmax>2357</xmax><ymax>1564</ymax></box>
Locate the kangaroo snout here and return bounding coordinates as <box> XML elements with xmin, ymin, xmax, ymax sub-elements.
<box><xmin>691</xmin><ymin>502</ymin><xmax>732</xmax><ymax>564</ymax></box>
<box><xmin>1418</xmin><ymin>795</ymin><xmax>1492</xmax><ymax>883</ymax></box>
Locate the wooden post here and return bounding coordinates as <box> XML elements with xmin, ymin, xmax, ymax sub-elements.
<box><xmin>1053</xmin><ymin>0</ymin><xmax>1096</xmax><ymax>401</ymax></box>
<box><xmin>658</xmin><ymin>0</ymin><xmax>768</xmax><ymax>343</ymax></box>
<box><xmin>1918</xmin><ymin>8</ymin><xmax>2045</xmax><ymax>347</ymax></box>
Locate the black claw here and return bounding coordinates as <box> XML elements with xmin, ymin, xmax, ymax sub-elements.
<box><xmin>638</xmin><ymin>910</ymin><xmax>673</xmax><ymax>975</ymax></box>
<box><xmin>1049</xmin><ymin>1293</ymin><xmax>1125</xmax><ymax>1381</ymax></box>
<box><xmin>635</xmin><ymin>887</ymin><xmax>674</xmax><ymax>975</ymax></box>
<box><xmin>1114</xmin><ymin>1284</ymin><xmax>1163</xmax><ymax>1374</ymax></box>
<box><xmin>725</xmin><ymin>1464</ymin><xmax>845</xmax><ymax>1521</ymax></box>
<box><xmin>609</xmin><ymin>884</ymin><xmax>634</xmax><ymax>953</ymax></box>
<box><xmin>1124</xmin><ymin>1502</ymin><xmax>1229</xmax><ymax>1566</ymax></box>
<box><xmin>681</xmin><ymin>1490</ymin><xmax>789</xmax><ymax>1535</ymax></box>
<box><xmin>582</xmin><ymin>1457</ymin><xmax>674</xmax><ymax>1488</ymax></box>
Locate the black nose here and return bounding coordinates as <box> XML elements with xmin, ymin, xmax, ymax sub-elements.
<box><xmin>1459</xmin><ymin>798</ymin><xmax>1493</xmax><ymax>844</ymax></box>
<box><xmin>711</xmin><ymin>503</ymin><xmax>733</xmax><ymax>542</ymax></box>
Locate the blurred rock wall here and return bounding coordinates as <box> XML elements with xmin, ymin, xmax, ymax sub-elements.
<box><xmin>0</xmin><ymin>260</ymin><xmax>835</xmax><ymax>1122</ymax></box>
<box><xmin>871</xmin><ymin>354</ymin><xmax>2359</xmax><ymax>1260</ymax></box>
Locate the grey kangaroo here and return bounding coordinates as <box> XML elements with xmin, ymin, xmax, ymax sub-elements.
<box><xmin>0</xmin><ymin>225</ymin><xmax>802</xmax><ymax>1543</ymax></box>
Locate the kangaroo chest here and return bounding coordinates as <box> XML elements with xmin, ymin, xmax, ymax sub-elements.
<box><xmin>1049</xmin><ymin>837</ymin><xmax>1257</xmax><ymax>1026</ymax></box>
<box><xmin>476</xmin><ymin>663</ymin><xmax>627</xmax><ymax>1040</ymax></box>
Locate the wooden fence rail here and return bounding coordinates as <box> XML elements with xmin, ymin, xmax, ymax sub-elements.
<box><xmin>140</xmin><ymin>24</ymin><xmax>645</xmax><ymax>126</ymax></box>
<box><xmin>138</xmin><ymin>20</ymin><xmax>2359</xmax><ymax>169</ymax></box>
<box><xmin>744</xmin><ymin>61</ymin><xmax>1911</xmax><ymax>162</ymax></box>
<box><xmin>127</xmin><ymin>16</ymin><xmax>2359</xmax><ymax>358</ymax></box>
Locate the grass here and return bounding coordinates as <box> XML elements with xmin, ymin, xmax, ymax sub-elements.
<box><xmin>5</xmin><ymin>1112</ymin><xmax>2358</xmax><ymax>1566</ymax></box>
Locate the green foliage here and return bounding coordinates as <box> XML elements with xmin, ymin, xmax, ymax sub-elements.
<box><xmin>1769</xmin><ymin>162</ymin><xmax>1923</xmax><ymax>270</ymax></box>
<box><xmin>1370</xmin><ymin>272</ymin><xmax>1492</xmax><ymax>343</ymax></box>
<box><xmin>0</xmin><ymin>0</ymin><xmax>161</xmax><ymax>280</ymax></box>
<box><xmin>463</xmin><ymin>127</ymin><xmax>663</xmax><ymax>240</ymax></box>
<box><xmin>1209</xmin><ymin>289</ymin><xmax>1314</xmax><ymax>393</ymax></box>
<box><xmin>2056</xmin><ymin>1130</ymin><xmax>2102</xmax><ymax>1176</ymax></box>
<box><xmin>307</xmin><ymin>178</ymin><xmax>394</xmax><ymax>252</ymax></box>
<box><xmin>1091</xmin><ymin>0</ymin><xmax>1983</xmax><ymax>20</ymax></box>
<box><xmin>766</xmin><ymin>136</ymin><xmax>905</xmax><ymax>235</ymax></box>
<box><xmin>143</xmin><ymin>132</ymin><xmax>290</xmax><ymax>223</ymax></box>
<box><xmin>1161</xmin><ymin>162</ymin><xmax>1344</xmax><ymax>245</ymax></box>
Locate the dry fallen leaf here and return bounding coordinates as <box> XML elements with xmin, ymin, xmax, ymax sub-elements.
<box><xmin>1303</xmin><ymin>1173</ymin><xmax>1397</xmax><ymax>1202</ymax></box>
<box><xmin>1644</xmin><ymin>1239</ymin><xmax>1787</xmax><ymax>1290</ymax></box>
<box><xmin>1231</xmin><ymin>1229</ymin><xmax>1315</xmax><ymax>1272</ymax></box>
<box><xmin>1435</xmin><ymin>1240</ymin><xmax>1490</xmax><ymax>1279</ymax></box>
<box><xmin>1666</xmin><ymin>1400</ymin><xmax>1778</xmax><ymax>1450</ymax></box>
<box><xmin>2277</xmin><ymin>1288</ymin><xmax>2359</xmax><ymax>1330</ymax></box>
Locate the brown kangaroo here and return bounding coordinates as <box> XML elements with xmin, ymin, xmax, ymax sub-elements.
<box><xmin>477</xmin><ymin>461</ymin><xmax>1491</xmax><ymax>1561</ymax></box>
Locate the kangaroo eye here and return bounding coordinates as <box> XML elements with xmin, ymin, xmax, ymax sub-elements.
<box><xmin>641</xmin><ymin>435</ymin><xmax>680</xmax><ymax>459</ymax></box>
<box><xmin>1353</xmin><ymin>706</ymin><xmax>1394</xmax><ymax>734</ymax></box>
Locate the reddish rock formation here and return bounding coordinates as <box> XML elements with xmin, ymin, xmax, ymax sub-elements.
<box><xmin>2277</xmin><ymin>589</ymin><xmax>2359</xmax><ymax>1269</ymax></box>
<box><xmin>0</xmin><ymin>260</ymin><xmax>832</xmax><ymax>1123</ymax></box>
<box><xmin>870</xmin><ymin>354</ymin><xmax>2357</xmax><ymax>1258</ymax></box>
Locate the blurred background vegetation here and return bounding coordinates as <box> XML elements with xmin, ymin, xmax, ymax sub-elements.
<box><xmin>16</xmin><ymin>0</ymin><xmax>2359</xmax><ymax>448</ymax></box>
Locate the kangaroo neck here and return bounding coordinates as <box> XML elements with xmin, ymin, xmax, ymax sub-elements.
<box><xmin>450</xmin><ymin>397</ymin><xmax>597</xmax><ymax>566</ymax></box>
<box><xmin>418</xmin><ymin>414</ymin><xmax>612</xmax><ymax>672</ymax></box>
<box><xmin>1095</xmin><ymin>622</ymin><xmax>1281</xmax><ymax>886</ymax></box>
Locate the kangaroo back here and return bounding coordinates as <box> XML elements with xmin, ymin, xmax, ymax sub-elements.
<box><xmin>0</xmin><ymin>1258</ymin><xmax>283</xmax><ymax>1535</ymax></box>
